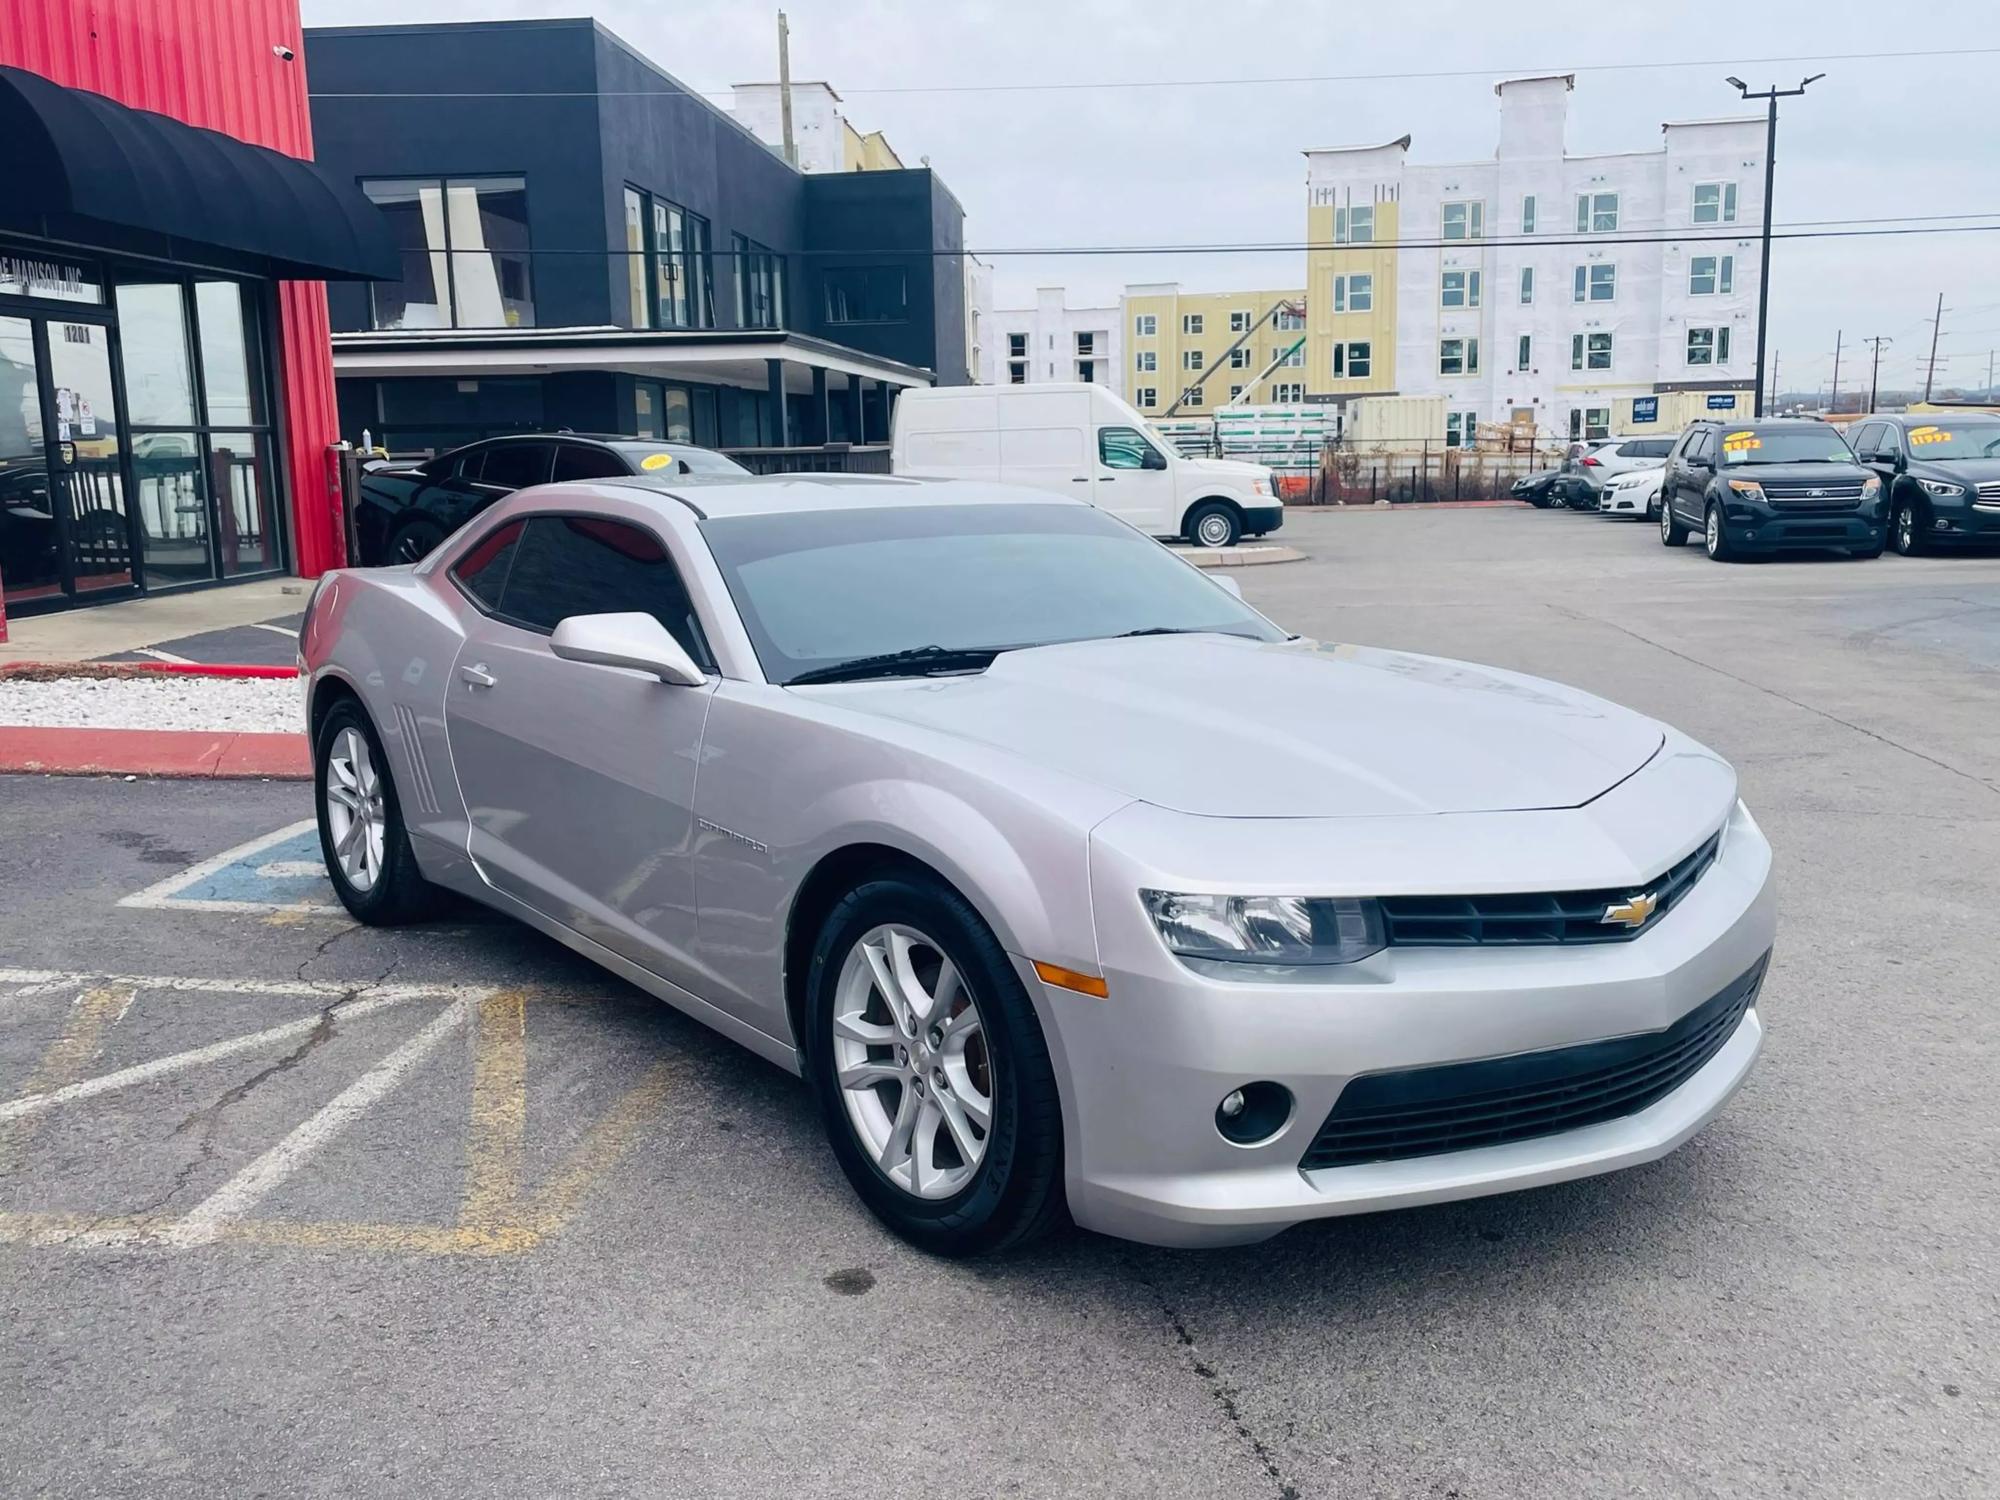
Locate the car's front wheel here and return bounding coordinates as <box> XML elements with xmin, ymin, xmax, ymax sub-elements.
<box><xmin>1661</xmin><ymin>497</ymin><xmax>1690</xmax><ymax>546</ymax></box>
<box><xmin>1185</xmin><ymin>501</ymin><xmax>1240</xmax><ymax>549</ymax></box>
<box><xmin>1894</xmin><ymin>498</ymin><xmax>1928</xmax><ymax>556</ymax></box>
<box><xmin>806</xmin><ymin>873</ymin><xmax>1065</xmax><ymax>1256</ymax></box>
<box><xmin>314</xmin><ymin>699</ymin><xmax>444</xmax><ymax>924</ymax></box>
<box><xmin>1704</xmin><ymin>501</ymin><xmax>1738</xmax><ymax>561</ymax></box>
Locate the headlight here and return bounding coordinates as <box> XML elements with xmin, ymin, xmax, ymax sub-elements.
<box><xmin>1860</xmin><ymin>475</ymin><xmax>1883</xmax><ymax>499</ymax></box>
<box><xmin>1919</xmin><ymin>478</ymin><xmax>1964</xmax><ymax>498</ymax></box>
<box><xmin>1252</xmin><ymin>478</ymin><xmax>1273</xmax><ymax>497</ymax></box>
<box><xmin>1141</xmin><ymin>891</ymin><xmax>1386</xmax><ymax>966</ymax></box>
<box><xmin>1726</xmin><ymin>479</ymin><xmax>1765</xmax><ymax>500</ymax></box>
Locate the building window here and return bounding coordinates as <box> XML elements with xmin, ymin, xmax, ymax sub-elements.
<box><xmin>1183</xmin><ymin>349</ymin><xmax>1204</xmax><ymax>370</ymax></box>
<box><xmin>1076</xmin><ymin>332</ymin><xmax>1095</xmax><ymax>355</ymax></box>
<box><xmin>1692</xmin><ymin>182</ymin><xmax>1738</xmax><ymax>224</ymax></box>
<box><xmin>1445</xmin><ymin>411</ymin><xmax>1477</xmax><ymax>449</ymax></box>
<box><xmin>1689</xmin><ymin>254</ymin><xmax>1735</xmax><ymax>295</ymax></box>
<box><xmin>1584</xmin><ymin>405</ymin><xmax>1611</xmax><ymax>439</ymax></box>
<box><xmin>1440</xmin><ymin>269</ymin><xmax>1482</xmax><ymax>309</ymax></box>
<box><xmin>1229</xmin><ymin>347</ymin><xmax>1251</xmax><ymax>369</ymax></box>
<box><xmin>1182</xmin><ymin>386</ymin><xmax>1204</xmax><ymax>408</ymax></box>
<box><xmin>1274</xmin><ymin>308</ymin><xmax>1305</xmax><ymax>331</ymax></box>
<box><xmin>1007</xmin><ymin>362</ymin><xmax>1026</xmax><ymax>384</ymax></box>
<box><xmin>822</xmin><ymin>265</ymin><xmax>907</xmax><ymax>324</ymax></box>
<box><xmin>1334</xmin><ymin>204</ymin><xmax>1375</xmax><ymax>243</ymax></box>
<box><xmin>1229</xmin><ymin>384</ymin><xmax>1245</xmax><ymax>401</ymax></box>
<box><xmin>1571</xmin><ymin>331</ymin><xmax>1614</xmax><ymax>371</ymax></box>
<box><xmin>1333</xmin><ymin>273</ymin><xmax>1373</xmax><ymax>313</ymax></box>
<box><xmin>1686</xmin><ymin>326</ymin><xmax>1732</xmax><ymax>365</ymax></box>
<box><xmin>1275</xmin><ymin>346</ymin><xmax>1304</xmax><ymax>368</ymax></box>
<box><xmin>1517</xmin><ymin>333</ymin><xmax>1532</xmax><ymax>369</ymax></box>
<box><xmin>1136</xmin><ymin>386</ymin><xmax>1158</xmax><ymax>407</ymax></box>
<box><xmin>640</xmin><ymin>194</ymin><xmax>714</xmax><ymax>329</ymax></box>
<box><xmin>1135</xmin><ymin>313</ymin><xmax>1157</xmax><ymax>336</ymax></box>
<box><xmin>1442</xmin><ymin>201</ymin><xmax>1484</xmax><ymax>240</ymax></box>
<box><xmin>1333</xmin><ymin>341</ymin><xmax>1372</xmax><ymax>378</ymax></box>
<box><xmin>1078</xmin><ymin>360</ymin><xmax>1097</xmax><ymax>383</ymax></box>
<box><xmin>1008</xmin><ymin>333</ymin><xmax>1027</xmax><ymax>358</ymax></box>
<box><xmin>1272</xmin><ymin>381</ymin><xmax>1305</xmax><ymax>403</ymax></box>
<box><xmin>1575</xmin><ymin>192</ymin><xmax>1620</xmax><ymax>233</ymax></box>
<box><xmin>1136</xmin><ymin>350</ymin><xmax>1158</xmax><ymax>372</ymax></box>
<box><xmin>363</xmin><ymin>176</ymin><xmax>534</xmax><ymax>329</ymax></box>
<box><xmin>1229</xmin><ymin>310</ymin><xmax>1252</xmax><ymax>332</ymax></box>
<box><xmin>1572</xmin><ymin>263</ymin><xmax>1616</xmax><ymax>302</ymax></box>
<box><xmin>1521</xmin><ymin>195</ymin><xmax>1537</xmax><ymax>233</ymax></box>
<box><xmin>733</xmin><ymin>234</ymin><xmax>785</xmax><ymax>329</ymax></box>
<box><xmin>1519</xmin><ymin>266</ymin><xmax>1534</xmax><ymax>304</ymax></box>
<box><xmin>1438</xmin><ymin>337</ymin><xmax>1480</xmax><ymax>376</ymax></box>
<box><xmin>1182</xmin><ymin>313</ymin><xmax>1204</xmax><ymax>335</ymax></box>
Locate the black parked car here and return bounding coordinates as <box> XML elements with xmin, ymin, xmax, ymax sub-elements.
<box><xmin>1847</xmin><ymin>411</ymin><xmax>2000</xmax><ymax>556</ymax></box>
<box><xmin>355</xmin><ymin>434</ymin><xmax>750</xmax><ymax>565</ymax></box>
<box><xmin>1658</xmin><ymin>418</ymin><xmax>1885</xmax><ymax>561</ymax></box>
<box><xmin>1510</xmin><ymin>467</ymin><xmax>1564</xmax><ymax>507</ymax></box>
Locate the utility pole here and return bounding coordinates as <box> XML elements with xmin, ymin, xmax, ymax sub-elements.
<box><xmin>777</xmin><ymin>10</ymin><xmax>797</xmax><ymax>167</ymax></box>
<box><xmin>1829</xmin><ymin>329</ymin><xmax>1842</xmax><ymax>414</ymax></box>
<box><xmin>1988</xmin><ymin>348</ymin><xmax>1995</xmax><ymax>400</ymax></box>
<box><xmin>1726</xmin><ymin>73</ymin><xmax>1823</xmax><ymax>417</ymax></box>
<box><xmin>1863</xmin><ymin>335</ymin><xmax>1892</xmax><ymax>411</ymax></box>
<box><xmin>1923</xmin><ymin>291</ymin><xmax>1946</xmax><ymax>401</ymax></box>
<box><xmin>1768</xmin><ymin>349</ymin><xmax>1780</xmax><ymax>413</ymax></box>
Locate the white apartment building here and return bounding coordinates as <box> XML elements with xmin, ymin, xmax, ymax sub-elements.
<box><xmin>731</xmin><ymin>81</ymin><xmax>903</xmax><ymax>173</ymax></box>
<box><xmin>1306</xmin><ymin>75</ymin><xmax>1763</xmax><ymax>444</ymax></box>
<box><xmin>980</xmin><ymin>286</ymin><xmax>1122</xmax><ymax>388</ymax></box>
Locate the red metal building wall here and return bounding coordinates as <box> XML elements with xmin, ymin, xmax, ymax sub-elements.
<box><xmin>1</xmin><ymin>0</ymin><xmax>347</xmax><ymax>574</ymax></box>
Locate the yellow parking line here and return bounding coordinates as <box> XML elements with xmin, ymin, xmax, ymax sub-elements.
<box><xmin>523</xmin><ymin>1059</ymin><xmax>676</xmax><ymax>1235</ymax></box>
<box><xmin>459</xmin><ymin>989</ymin><xmax>528</xmax><ymax>1229</ymax></box>
<box><xmin>0</xmin><ymin>987</ymin><xmax>135</xmax><ymax>1164</ymax></box>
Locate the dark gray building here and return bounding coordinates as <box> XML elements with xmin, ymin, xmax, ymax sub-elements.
<box><xmin>306</xmin><ymin>17</ymin><xmax>968</xmax><ymax>455</ymax></box>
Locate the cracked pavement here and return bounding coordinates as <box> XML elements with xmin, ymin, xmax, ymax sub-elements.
<box><xmin>2</xmin><ymin>507</ymin><xmax>1997</xmax><ymax>1498</ymax></box>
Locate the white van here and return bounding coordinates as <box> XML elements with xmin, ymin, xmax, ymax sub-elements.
<box><xmin>891</xmin><ymin>382</ymin><xmax>1282</xmax><ymax>547</ymax></box>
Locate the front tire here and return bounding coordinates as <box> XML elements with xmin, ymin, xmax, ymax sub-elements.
<box><xmin>1893</xmin><ymin>498</ymin><xmax>1928</xmax><ymax>556</ymax></box>
<box><xmin>806</xmin><ymin>873</ymin><xmax>1065</xmax><ymax>1257</ymax></box>
<box><xmin>1660</xmin><ymin>497</ymin><xmax>1690</xmax><ymax>546</ymax></box>
<box><xmin>314</xmin><ymin>699</ymin><xmax>444</xmax><ymax>925</ymax></box>
<box><xmin>1185</xmin><ymin>501</ymin><xmax>1240</xmax><ymax>549</ymax></box>
<box><xmin>1704</xmin><ymin>501</ymin><xmax>1739</xmax><ymax>562</ymax></box>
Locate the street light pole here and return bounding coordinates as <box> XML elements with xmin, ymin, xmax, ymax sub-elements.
<box><xmin>1726</xmin><ymin>74</ymin><xmax>1823</xmax><ymax>418</ymax></box>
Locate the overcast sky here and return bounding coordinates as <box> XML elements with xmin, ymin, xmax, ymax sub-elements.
<box><xmin>301</xmin><ymin>0</ymin><xmax>2000</xmax><ymax>396</ymax></box>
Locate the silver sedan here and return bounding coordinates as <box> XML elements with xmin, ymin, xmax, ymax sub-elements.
<box><xmin>301</xmin><ymin>475</ymin><xmax>1775</xmax><ymax>1254</ymax></box>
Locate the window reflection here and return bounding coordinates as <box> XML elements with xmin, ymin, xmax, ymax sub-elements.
<box><xmin>211</xmin><ymin>432</ymin><xmax>276</xmax><ymax>575</ymax></box>
<box><xmin>195</xmin><ymin>281</ymin><xmax>257</xmax><ymax>425</ymax></box>
<box><xmin>115</xmin><ymin>283</ymin><xmax>196</xmax><ymax>426</ymax></box>
<box><xmin>363</xmin><ymin>177</ymin><xmax>535</xmax><ymax>329</ymax></box>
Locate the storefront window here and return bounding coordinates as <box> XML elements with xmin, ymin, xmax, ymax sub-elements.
<box><xmin>0</xmin><ymin>316</ymin><xmax>58</xmax><ymax>601</ymax></box>
<box><xmin>41</xmin><ymin>321</ymin><xmax>133</xmax><ymax>595</ymax></box>
<box><xmin>132</xmin><ymin>433</ymin><xmax>208</xmax><ymax>587</ymax></box>
<box><xmin>0</xmin><ymin>253</ymin><xmax>102</xmax><ymax>304</ymax></box>
<box><xmin>210</xmin><ymin>432</ymin><xmax>277</xmax><ymax>576</ymax></box>
<box><xmin>363</xmin><ymin>176</ymin><xmax>535</xmax><ymax>330</ymax></box>
<box><xmin>114</xmin><ymin>282</ymin><xmax>196</xmax><ymax>426</ymax></box>
<box><xmin>195</xmin><ymin>281</ymin><xmax>259</xmax><ymax>425</ymax></box>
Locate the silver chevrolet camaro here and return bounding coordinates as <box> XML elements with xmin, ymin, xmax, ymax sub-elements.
<box><xmin>301</xmin><ymin>474</ymin><xmax>1776</xmax><ymax>1254</ymax></box>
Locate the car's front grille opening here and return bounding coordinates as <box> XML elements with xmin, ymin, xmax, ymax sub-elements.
<box><xmin>1762</xmin><ymin>480</ymin><xmax>1866</xmax><ymax>511</ymax></box>
<box><xmin>1298</xmin><ymin>955</ymin><xmax>1767</xmax><ymax>1172</ymax></box>
<box><xmin>1378</xmin><ymin>830</ymin><xmax>1721</xmax><ymax>947</ymax></box>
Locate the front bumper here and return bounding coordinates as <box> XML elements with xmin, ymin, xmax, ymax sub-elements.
<box><xmin>1242</xmin><ymin>503</ymin><xmax>1284</xmax><ymax>536</ymax></box>
<box><xmin>1603</xmin><ymin>485</ymin><xmax>1655</xmax><ymax>515</ymax></box>
<box><xmin>1050</xmin><ymin>781</ymin><xmax>1775</xmax><ymax>1248</ymax></box>
<box><xmin>1722</xmin><ymin>497</ymin><xmax>1884</xmax><ymax>552</ymax></box>
<box><xmin>1921</xmin><ymin>498</ymin><xmax>2000</xmax><ymax>545</ymax></box>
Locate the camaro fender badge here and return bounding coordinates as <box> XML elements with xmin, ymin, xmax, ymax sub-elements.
<box><xmin>1602</xmin><ymin>890</ymin><xmax>1659</xmax><ymax>929</ymax></box>
<box><xmin>698</xmin><ymin>818</ymin><xmax>769</xmax><ymax>855</ymax></box>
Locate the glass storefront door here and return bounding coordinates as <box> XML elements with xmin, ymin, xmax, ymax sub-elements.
<box><xmin>0</xmin><ymin>316</ymin><xmax>60</xmax><ymax>604</ymax></box>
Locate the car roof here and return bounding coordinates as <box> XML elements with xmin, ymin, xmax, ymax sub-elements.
<box><xmin>579</xmin><ymin>473</ymin><xmax>1083</xmax><ymax>521</ymax></box>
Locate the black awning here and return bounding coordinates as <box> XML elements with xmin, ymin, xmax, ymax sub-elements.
<box><xmin>0</xmin><ymin>65</ymin><xmax>397</xmax><ymax>282</ymax></box>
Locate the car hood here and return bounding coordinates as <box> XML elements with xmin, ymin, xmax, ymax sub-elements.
<box><xmin>1911</xmin><ymin>457</ymin><xmax>2000</xmax><ymax>485</ymax></box>
<box><xmin>810</xmin><ymin>635</ymin><xmax>1664</xmax><ymax>818</ymax></box>
<box><xmin>1178</xmin><ymin>456</ymin><xmax>1266</xmax><ymax>481</ymax></box>
<box><xmin>1726</xmin><ymin>462</ymin><xmax>1867</xmax><ymax>485</ymax></box>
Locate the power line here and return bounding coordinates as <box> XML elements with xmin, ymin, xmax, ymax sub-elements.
<box><xmin>305</xmin><ymin>44</ymin><xmax>2000</xmax><ymax>101</ymax></box>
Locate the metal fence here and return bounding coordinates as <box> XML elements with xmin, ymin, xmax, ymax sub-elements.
<box><xmin>1305</xmin><ymin>442</ymin><xmax>1570</xmax><ymax>505</ymax></box>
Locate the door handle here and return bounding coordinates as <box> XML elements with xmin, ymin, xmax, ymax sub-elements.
<box><xmin>459</xmin><ymin>663</ymin><xmax>497</xmax><ymax>689</ymax></box>
<box><xmin>1071</xmin><ymin>477</ymin><xmax>1089</xmax><ymax>483</ymax></box>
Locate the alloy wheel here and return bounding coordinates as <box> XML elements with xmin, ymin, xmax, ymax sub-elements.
<box><xmin>1896</xmin><ymin>505</ymin><xmax>1916</xmax><ymax>555</ymax></box>
<box><xmin>831</xmin><ymin>923</ymin><xmax>993</xmax><ymax>1200</ymax></box>
<box><xmin>1705</xmin><ymin>507</ymin><xmax>1720</xmax><ymax>557</ymax></box>
<box><xmin>393</xmin><ymin>526</ymin><xmax>440</xmax><ymax>564</ymax></box>
<box><xmin>324</xmin><ymin>726</ymin><xmax>387</xmax><ymax>893</ymax></box>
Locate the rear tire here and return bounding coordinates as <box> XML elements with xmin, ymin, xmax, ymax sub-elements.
<box><xmin>314</xmin><ymin>699</ymin><xmax>445</xmax><ymax>925</ymax></box>
<box><xmin>806</xmin><ymin>873</ymin><xmax>1066</xmax><ymax>1257</ymax></box>
<box><xmin>1185</xmin><ymin>501</ymin><xmax>1240</xmax><ymax>549</ymax></box>
<box><xmin>386</xmin><ymin>514</ymin><xmax>448</xmax><ymax>566</ymax></box>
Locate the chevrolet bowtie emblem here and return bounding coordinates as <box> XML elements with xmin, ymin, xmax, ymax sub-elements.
<box><xmin>1602</xmin><ymin>891</ymin><xmax>1658</xmax><ymax>928</ymax></box>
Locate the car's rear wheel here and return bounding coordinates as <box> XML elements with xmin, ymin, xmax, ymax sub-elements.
<box><xmin>806</xmin><ymin>874</ymin><xmax>1065</xmax><ymax>1256</ymax></box>
<box><xmin>1660</xmin><ymin>497</ymin><xmax>1690</xmax><ymax>546</ymax></box>
<box><xmin>387</xmin><ymin>514</ymin><xmax>448</xmax><ymax>565</ymax></box>
<box><xmin>314</xmin><ymin>699</ymin><xmax>444</xmax><ymax>925</ymax></box>
<box><xmin>1186</xmin><ymin>501</ymin><xmax>1240</xmax><ymax>549</ymax></box>
<box><xmin>1894</xmin><ymin>498</ymin><xmax>1928</xmax><ymax>556</ymax></box>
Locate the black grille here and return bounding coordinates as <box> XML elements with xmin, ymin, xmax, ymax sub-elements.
<box><xmin>1298</xmin><ymin>955</ymin><xmax>1767</xmax><ymax>1172</ymax></box>
<box><xmin>1378</xmin><ymin>831</ymin><xmax>1721</xmax><ymax>948</ymax></box>
<box><xmin>1975</xmin><ymin>480</ymin><xmax>2000</xmax><ymax>506</ymax></box>
<box><xmin>1760</xmin><ymin>480</ymin><xmax>1865</xmax><ymax>512</ymax></box>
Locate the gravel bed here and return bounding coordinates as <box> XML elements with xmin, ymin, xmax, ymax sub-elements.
<box><xmin>0</xmin><ymin>674</ymin><xmax>304</xmax><ymax>733</ymax></box>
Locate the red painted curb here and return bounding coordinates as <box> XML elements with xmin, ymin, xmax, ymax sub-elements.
<box><xmin>0</xmin><ymin>727</ymin><xmax>311</xmax><ymax>780</ymax></box>
<box><xmin>0</xmin><ymin>661</ymin><xmax>298</xmax><ymax>679</ymax></box>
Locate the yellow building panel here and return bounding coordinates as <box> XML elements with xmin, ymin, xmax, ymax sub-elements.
<box><xmin>1122</xmin><ymin>286</ymin><xmax>1306</xmax><ymax>414</ymax></box>
<box><xmin>1306</xmin><ymin>200</ymin><xmax>1398</xmax><ymax>397</ymax></box>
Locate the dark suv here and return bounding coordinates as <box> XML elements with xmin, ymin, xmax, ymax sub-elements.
<box><xmin>354</xmin><ymin>434</ymin><xmax>748</xmax><ymax>565</ymax></box>
<box><xmin>1658</xmin><ymin>418</ymin><xmax>1885</xmax><ymax>561</ymax></box>
<box><xmin>1848</xmin><ymin>411</ymin><xmax>2000</xmax><ymax>556</ymax></box>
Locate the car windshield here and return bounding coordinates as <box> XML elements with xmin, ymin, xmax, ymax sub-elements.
<box><xmin>1898</xmin><ymin>423</ymin><xmax>2000</xmax><ymax>461</ymax></box>
<box><xmin>614</xmin><ymin>444</ymin><xmax>750</xmax><ymax>476</ymax></box>
<box><xmin>1719</xmin><ymin>428</ymin><xmax>1856</xmax><ymax>466</ymax></box>
<box><xmin>701</xmin><ymin>502</ymin><xmax>1287</xmax><ymax>685</ymax></box>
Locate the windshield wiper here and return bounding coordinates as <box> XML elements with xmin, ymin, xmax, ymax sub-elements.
<box><xmin>787</xmin><ymin>645</ymin><xmax>1005</xmax><ymax>686</ymax></box>
<box><xmin>1115</xmin><ymin>626</ymin><xmax>1216</xmax><ymax>639</ymax></box>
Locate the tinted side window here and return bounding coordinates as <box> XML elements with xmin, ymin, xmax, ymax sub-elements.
<box><xmin>1850</xmin><ymin>423</ymin><xmax>1882</xmax><ymax>458</ymax></box>
<box><xmin>452</xmin><ymin>519</ymin><xmax>525</xmax><ymax>609</ymax></box>
<box><xmin>497</xmin><ymin>515</ymin><xmax>709</xmax><ymax>662</ymax></box>
<box><xmin>1632</xmin><ymin>439</ymin><xmax>1672</xmax><ymax>458</ymax></box>
<box><xmin>1097</xmin><ymin>426</ymin><xmax>1153</xmax><ymax>469</ymax></box>
<box><xmin>1877</xmin><ymin>424</ymin><xmax>1904</xmax><ymax>457</ymax></box>
<box><xmin>479</xmin><ymin>442</ymin><xmax>552</xmax><ymax>490</ymax></box>
<box><xmin>449</xmin><ymin>447</ymin><xmax>486</xmax><ymax>481</ymax></box>
<box><xmin>552</xmin><ymin>443</ymin><xmax>630</xmax><ymax>482</ymax></box>
<box><xmin>1690</xmin><ymin>430</ymin><xmax>1717</xmax><ymax>463</ymax></box>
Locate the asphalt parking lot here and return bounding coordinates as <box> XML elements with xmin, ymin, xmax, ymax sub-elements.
<box><xmin>2</xmin><ymin>505</ymin><xmax>1995</xmax><ymax>1499</ymax></box>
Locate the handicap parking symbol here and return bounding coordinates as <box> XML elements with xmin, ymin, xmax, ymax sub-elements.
<box><xmin>120</xmin><ymin>820</ymin><xmax>343</xmax><ymax>916</ymax></box>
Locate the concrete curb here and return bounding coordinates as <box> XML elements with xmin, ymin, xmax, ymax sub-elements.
<box><xmin>0</xmin><ymin>661</ymin><xmax>298</xmax><ymax>681</ymax></box>
<box><xmin>0</xmin><ymin>727</ymin><xmax>312</xmax><ymax>780</ymax></box>
<box><xmin>1171</xmin><ymin>544</ymin><xmax>1306</xmax><ymax>567</ymax></box>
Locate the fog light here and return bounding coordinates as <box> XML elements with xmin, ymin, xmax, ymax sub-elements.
<box><xmin>1215</xmin><ymin>1081</ymin><xmax>1294</xmax><ymax>1146</ymax></box>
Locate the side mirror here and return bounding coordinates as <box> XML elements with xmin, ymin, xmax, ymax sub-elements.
<box><xmin>1211</xmin><ymin>574</ymin><xmax>1243</xmax><ymax>599</ymax></box>
<box><xmin>1141</xmin><ymin>447</ymin><xmax>1169</xmax><ymax>471</ymax></box>
<box><xmin>550</xmin><ymin>612</ymin><xmax>706</xmax><ymax>685</ymax></box>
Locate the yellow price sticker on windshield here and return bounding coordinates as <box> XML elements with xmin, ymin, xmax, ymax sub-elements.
<box><xmin>1910</xmin><ymin>428</ymin><xmax>1952</xmax><ymax>446</ymax></box>
<box><xmin>1721</xmin><ymin>431</ymin><xmax>1760</xmax><ymax>453</ymax></box>
<box><xmin>639</xmin><ymin>453</ymin><xmax>675</xmax><ymax>471</ymax></box>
